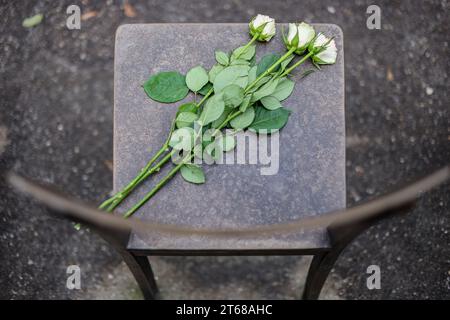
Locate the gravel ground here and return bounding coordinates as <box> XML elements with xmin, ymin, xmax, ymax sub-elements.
<box><xmin>0</xmin><ymin>0</ymin><xmax>448</xmax><ymax>300</ymax></box>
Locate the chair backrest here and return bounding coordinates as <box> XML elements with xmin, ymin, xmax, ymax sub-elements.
<box><xmin>7</xmin><ymin>173</ymin><xmax>131</xmax><ymax>248</ymax></box>
<box><xmin>7</xmin><ymin>165</ymin><xmax>449</xmax><ymax>242</ymax></box>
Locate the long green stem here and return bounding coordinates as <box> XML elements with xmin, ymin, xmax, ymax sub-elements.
<box><xmin>192</xmin><ymin>34</ymin><xmax>257</xmax><ymax>109</ymax></box>
<box><xmin>123</xmin><ymin>158</ymin><xmax>189</xmax><ymax>218</ymax></box>
<box><xmin>98</xmin><ymin>122</ymin><xmax>174</xmax><ymax>210</ymax></box>
<box><xmin>123</xmin><ymin>127</ymin><xmax>204</xmax><ymax>217</ymax></box>
<box><xmin>238</xmin><ymin>33</ymin><xmax>259</xmax><ymax>57</ymax></box>
<box><xmin>191</xmin><ymin>34</ymin><xmax>257</xmax><ymax>111</ymax></box>
<box><xmin>98</xmin><ymin>196</ymin><xmax>118</xmax><ymax>210</ymax></box>
<box><xmin>105</xmin><ymin>149</ymin><xmax>177</xmax><ymax>211</ymax></box>
<box><xmin>117</xmin><ymin>145</ymin><xmax>166</xmax><ymax>193</ymax></box>
<box><xmin>196</xmin><ymin>87</ymin><xmax>213</xmax><ymax>108</ymax></box>
<box><xmin>209</xmin><ymin>50</ymin><xmax>315</xmax><ymax>156</ymax></box>
<box><xmin>280</xmin><ymin>51</ymin><xmax>314</xmax><ymax>77</ymax></box>
<box><xmin>207</xmin><ymin>49</ymin><xmax>308</xmax><ymax>132</ymax></box>
<box><xmin>245</xmin><ymin>47</ymin><xmax>296</xmax><ymax>93</ymax></box>
<box><xmin>122</xmin><ymin>105</ymin><xmax>244</xmax><ymax>218</ymax></box>
<box><xmin>122</xmin><ymin>99</ymin><xmax>246</xmax><ymax>218</ymax></box>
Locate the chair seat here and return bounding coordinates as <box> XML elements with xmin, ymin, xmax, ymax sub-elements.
<box><xmin>114</xmin><ymin>24</ymin><xmax>345</xmax><ymax>254</ymax></box>
<box><xmin>127</xmin><ymin>230</ymin><xmax>331</xmax><ymax>255</ymax></box>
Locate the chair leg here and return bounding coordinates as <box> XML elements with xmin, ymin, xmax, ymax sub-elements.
<box><xmin>122</xmin><ymin>252</ymin><xmax>159</xmax><ymax>300</ymax></box>
<box><xmin>302</xmin><ymin>249</ymin><xmax>342</xmax><ymax>300</ymax></box>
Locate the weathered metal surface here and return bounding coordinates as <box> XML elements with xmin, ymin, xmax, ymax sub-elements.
<box><xmin>114</xmin><ymin>24</ymin><xmax>345</xmax><ymax>251</ymax></box>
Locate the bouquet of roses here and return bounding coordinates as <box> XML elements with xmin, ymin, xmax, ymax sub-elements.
<box><xmin>76</xmin><ymin>15</ymin><xmax>337</xmax><ymax>228</ymax></box>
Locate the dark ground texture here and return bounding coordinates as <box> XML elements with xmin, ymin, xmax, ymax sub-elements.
<box><xmin>0</xmin><ymin>0</ymin><xmax>449</xmax><ymax>299</ymax></box>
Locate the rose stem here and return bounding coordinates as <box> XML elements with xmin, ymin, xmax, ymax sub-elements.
<box><xmin>98</xmin><ymin>120</ymin><xmax>175</xmax><ymax>210</ymax></box>
<box><xmin>280</xmin><ymin>51</ymin><xmax>314</xmax><ymax>77</ymax></box>
<box><xmin>244</xmin><ymin>47</ymin><xmax>296</xmax><ymax>93</ymax></box>
<box><xmin>121</xmin><ymin>106</ymin><xmax>242</xmax><ymax>218</ymax></box>
<box><xmin>105</xmin><ymin>149</ymin><xmax>178</xmax><ymax>212</ymax></box>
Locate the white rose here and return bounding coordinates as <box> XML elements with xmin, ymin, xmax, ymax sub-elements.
<box><xmin>285</xmin><ymin>23</ymin><xmax>296</xmax><ymax>43</ymax></box>
<box><xmin>284</xmin><ymin>22</ymin><xmax>315</xmax><ymax>54</ymax></box>
<box><xmin>296</xmin><ymin>22</ymin><xmax>315</xmax><ymax>50</ymax></box>
<box><xmin>310</xmin><ymin>33</ymin><xmax>337</xmax><ymax>65</ymax></box>
<box><xmin>249</xmin><ymin>14</ymin><xmax>276</xmax><ymax>42</ymax></box>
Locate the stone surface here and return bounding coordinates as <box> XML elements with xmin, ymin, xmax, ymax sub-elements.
<box><xmin>114</xmin><ymin>24</ymin><xmax>345</xmax><ymax>251</ymax></box>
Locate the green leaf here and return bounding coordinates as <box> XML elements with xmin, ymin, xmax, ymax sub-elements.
<box><xmin>193</xmin><ymin>143</ymin><xmax>204</xmax><ymax>159</ymax></box>
<box><xmin>217</xmin><ymin>135</ymin><xmax>236</xmax><ymax>152</ymax></box>
<box><xmin>230</xmin><ymin>106</ymin><xmax>255</xmax><ymax>129</ymax></box>
<box><xmin>198</xmin><ymin>82</ymin><xmax>213</xmax><ymax>96</ymax></box>
<box><xmin>176</xmin><ymin>111</ymin><xmax>198</xmax><ymax>128</ymax></box>
<box><xmin>22</xmin><ymin>14</ymin><xmax>43</xmax><ymax>28</ymax></box>
<box><xmin>239</xmin><ymin>95</ymin><xmax>252</xmax><ymax>113</ymax></box>
<box><xmin>249</xmin><ymin>54</ymin><xmax>257</xmax><ymax>67</ymax></box>
<box><xmin>180</xmin><ymin>164</ymin><xmax>205</xmax><ymax>184</ymax></box>
<box><xmin>249</xmin><ymin>107</ymin><xmax>291</xmax><ymax>132</ymax></box>
<box><xmin>232</xmin><ymin>45</ymin><xmax>256</xmax><ymax>61</ymax></box>
<box><xmin>208</xmin><ymin>64</ymin><xmax>224</xmax><ymax>83</ymax></box>
<box><xmin>261</xmin><ymin>96</ymin><xmax>282</xmax><ymax>110</ymax></box>
<box><xmin>209</xmin><ymin>64</ymin><xmax>225</xmax><ymax>83</ymax></box>
<box><xmin>211</xmin><ymin>107</ymin><xmax>232</xmax><ymax>128</ymax></box>
<box><xmin>248</xmin><ymin>66</ymin><xmax>257</xmax><ymax>84</ymax></box>
<box><xmin>144</xmin><ymin>71</ymin><xmax>189</xmax><ymax>103</ymax></box>
<box><xmin>198</xmin><ymin>93</ymin><xmax>225</xmax><ymax>126</ymax></box>
<box><xmin>248</xmin><ymin>76</ymin><xmax>271</xmax><ymax>93</ymax></box>
<box><xmin>177</xmin><ymin>102</ymin><xmax>197</xmax><ymax>115</ymax></box>
<box><xmin>202</xmin><ymin>128</ymin><xmax>216</xmax><ymax>144</ymax></box>
<box><xmin>213</xmin><ymin>65</ymin><xmax>249</xmax><ymax>93</ymax></box>
<box><xmin>256</xmin><ymin>54</ymin><xmax>281</xmax><ymax>77</ymax></box>
<box><xmin>251</xmin><ymin>78</ymin><xmax>280</xmax><ymax>102</ymax></box>
<box><xmin>271</xmin><ymin>78</ymin><xmax>295</xmax><ymax>101</ymax></box>
<box><xmin>234</xmin><ymin>76</ymin><xmax>249</xmax><ymax>89</ymax></box>
<box><xmin>230</xmin><ymin>59</ymin><xmax>250</xmax><ymax>66</ymax></box>
<box><xmin>186</xmin><ymin>66</ymin><xmax>209</xmax><ymax>92</ymax></box>
<box><xmin>169</xmin><ymin>127</ymin><xmax>195</xmax><ymax>150</ymax></box>
<box><xmin>215</xmin><ymin>51</ymin><xmax>229</xmax><ymax>66</ymax></box>
<box><xmin>204</xmin><ymin>141</ymin><xmax>223</xmax><ymax>160</ymax></box>
<box><xmin>222</xmin><ymin>84</ymin><xmax>244</xmax><ymax>108</ymax></box>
